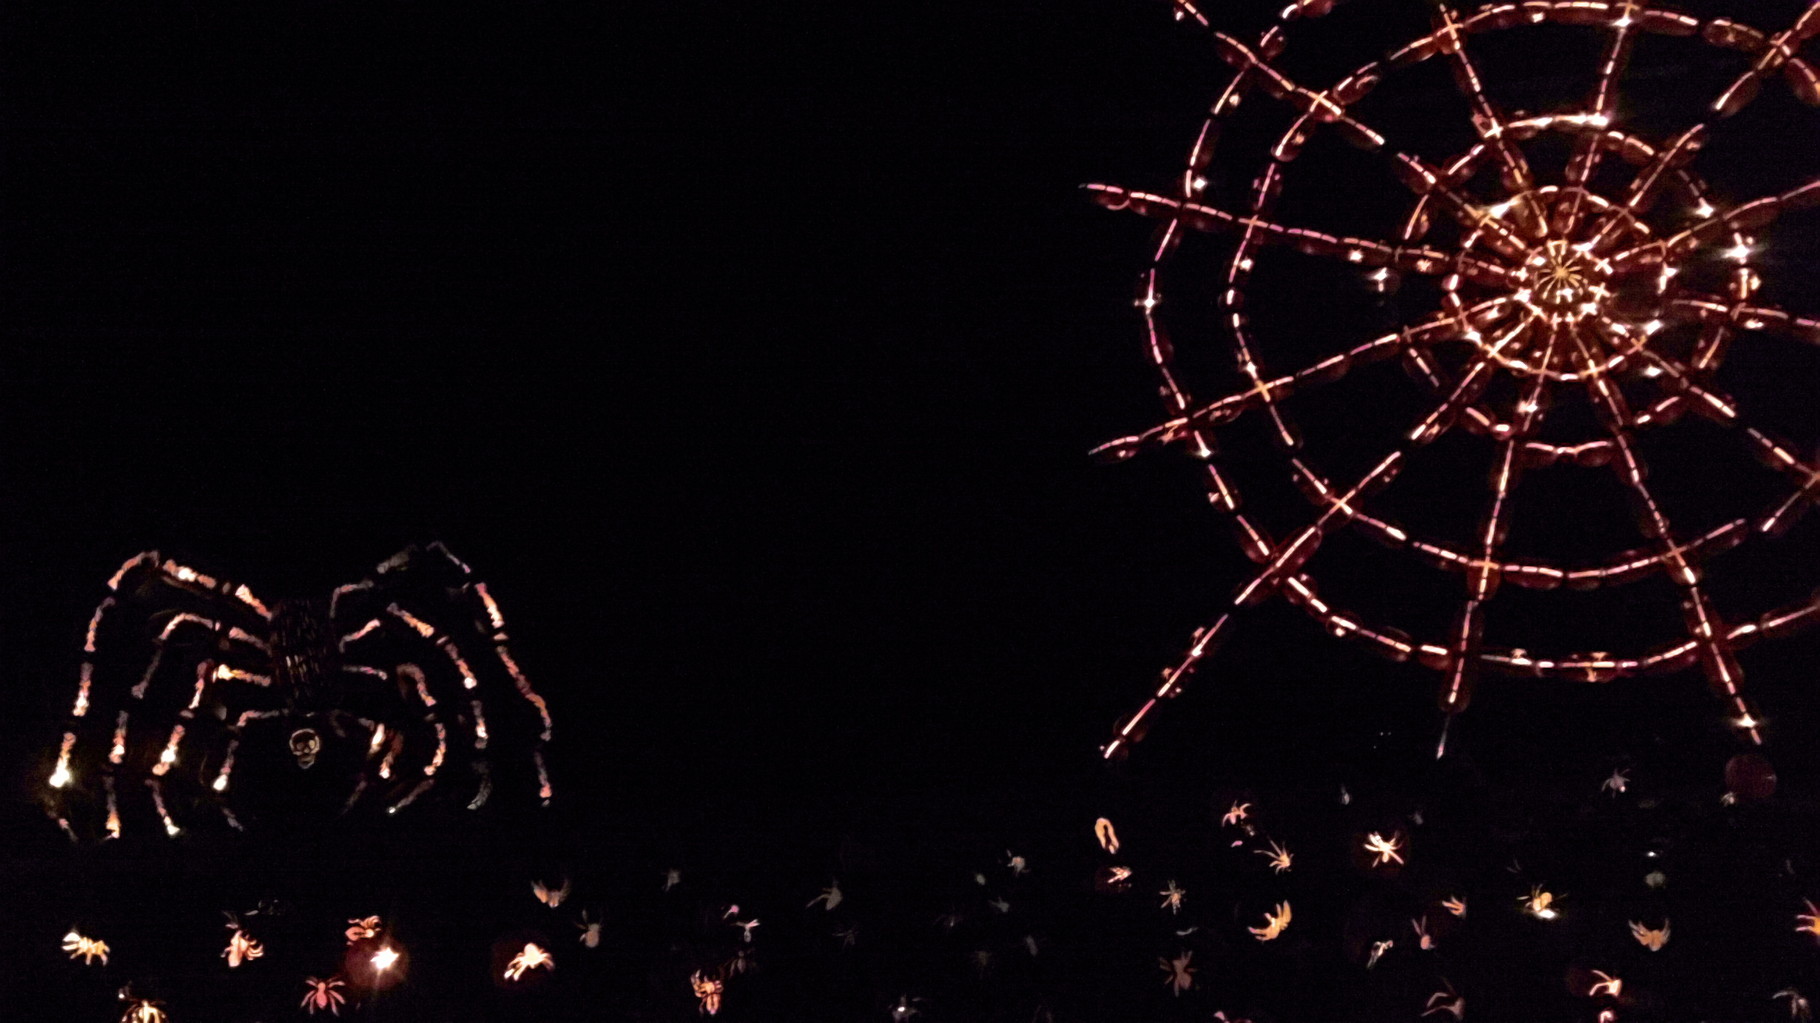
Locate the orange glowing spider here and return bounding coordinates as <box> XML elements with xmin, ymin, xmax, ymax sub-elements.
<box><xmin>504</xmin><ymin>942</ymin><xmax>554</xmax><ymax>981</ymax></box>
<box><xmin>345</xmin><ymin>916</ymin><xmax>381</xmax><ymax>945</ymax></box>
<box><xmin>691</xmin><ymin>970</ymin><xmax>725</xmax><ymax>1015</ymax></box>
<box><xmin>1630</xmin><ymin>918</ymin><xmax>1670</xmax><ymax>951</ymax></box>
<box><xmin>1250</xmin><ymin>901</ymin><xmax>1292</xmax><ymax>941</ymax></box>
<box><xmin>1364</xmin><ymin>832</ymin><xmax>1404</xmax><ymax>867</ymax></box>
<box><xmin>1159</xmin><ymin>950</ymin><xmax>1197</xmax><ymax>996</ymax></box>
<box><xmin>62</xmin><ymin>929</ymin><xmax>109</xmax><ymax>965</ymax></box>
<box><xmin>300</xmin><ymin>976</ymin><xmax>347</xmax><ymax>1016</ymax></box>
<box><xmin>221</xmin><ymin>913</ymin><xmax>264</xmax><ymax>968</ymax></box>
<box><xmin>1093</xmin><ymin>0</ymin><xmax>1820</xmax><ymax>763</ymax></box>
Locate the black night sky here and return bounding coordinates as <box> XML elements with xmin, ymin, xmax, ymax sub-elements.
<box><xmin>4</xmin><ymin>2</ymin><xmax>1820</xmax><ymax>1020</ymax></box>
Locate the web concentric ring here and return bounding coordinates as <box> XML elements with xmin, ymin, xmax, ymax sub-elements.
<box><xmin>1093</xmin><ymin>0</ymin><xmax>1820</xmax><ymax>759</ymax></box>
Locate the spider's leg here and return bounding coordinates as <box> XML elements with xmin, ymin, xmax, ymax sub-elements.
<box><xmin>372</xmin><ymin>663</ymin><xmax>445</xmax><ymax>814</ymax></box>
<box><xmin>53</xmin><ymin>552</ymin><xmax>276</xmax><ymax>838</ymax></box>
<box><xmin>373</xmin><ymin>544</ymin><xmax>552</xmax><ymax>801</ymax></box>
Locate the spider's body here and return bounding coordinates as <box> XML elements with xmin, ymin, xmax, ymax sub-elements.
<box><xmin>270</xmin><ymin>598</ymin><xmax>342</xmax><ymax>717</ymax></box>
<box><xmin>45</xmin><ymin>543</ymin><xmax>553</xmax><ymax>840</ymax></box>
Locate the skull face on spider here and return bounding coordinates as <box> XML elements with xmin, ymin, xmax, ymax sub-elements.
<box><xmin>45</xmin><ymin>543</ymin><xmax>554</xmax><ymax>839</ymax></box>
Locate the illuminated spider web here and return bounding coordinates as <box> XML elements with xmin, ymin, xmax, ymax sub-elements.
<box><xmin>1092</xmin><ymin>0</ymin><xmax>1820</xmax><ymax>759</ymax></box>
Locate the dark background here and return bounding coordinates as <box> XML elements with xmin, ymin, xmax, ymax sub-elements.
<box><xmin>3</xmin><ymin>1</ymin><xmax>1818</xmax><ymax>1019</ymax></box>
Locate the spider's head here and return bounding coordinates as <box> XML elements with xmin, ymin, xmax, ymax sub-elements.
<box><xmin>288</xmin><ymin>727</ymin><xmax>323</xmax><ymax>769</ymax></box>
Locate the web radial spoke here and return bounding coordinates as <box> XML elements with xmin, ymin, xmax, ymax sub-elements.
<box><xmin>1667</xmin><ymin>294</ymin><xmax>1820</xmax><ymax>347</ymax></box>
<box><xmin>1101</xmin><ymin>315</ymin><xmax>1534</xmax><ymax>756</ymax></box>
<box><xmin>1622</xmin><ymin>346</ymin><xmax>1820</xmax><ymax>534</ymax></box>
<box><xmin>1429</xmin><ymin>0</ymin><xmax>1545</xmax><ymax>218</ymax></box>
<box><xmin>1612</xmin><ymin>179</ymin><xmax>1820</xmax><ymax>271</ymax></box>
<box><xmin>1709</xmin><ymin>3</ymin><xmax>1820</xmax><ymax>118</ymax></box>
<box><xmin>1086</xmin><ymin>186</ymin><xmax>1517</xmax><ymax>287</ymax></box>
<box><xmin>1563</xmin><ymin>325</ymin><xmax>1762</xmax><ymax>742</ymax></box>
<box><xmin>1092</xmin><ymin>298</ymin><xmax>1518</xmax><ymax>462</ymax></box>
<box><xmin>1189</xmin><ymin>28</ymin><xmax>1542</xmax><ymax>257</ymax></box>
<box><xmin>1435</xmin><ymin>325</ymin><xmax>1564</xmax><ymax>752</ymax></box>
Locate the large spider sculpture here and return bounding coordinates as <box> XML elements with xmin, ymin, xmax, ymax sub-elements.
<box><xmin>1091</xmin><ymin>0</ymin><xmax>1820</xmax><ymax>759</ymax></box>
<box><xmin>44</xmin><ymin>543</ymin><xmax>553</xmax><ymax>839</ymax></box>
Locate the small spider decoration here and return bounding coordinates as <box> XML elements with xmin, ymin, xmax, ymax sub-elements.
<box><xmin>62</xmin><ymin>929</ymin><xmax>110</xmax><ymax>965</ymax></box>
<box><xmin>1250</xmin><ymin>901</ymin><xmax>1292</xmax><ymax>942</ymax></box>
<box><xmin>503</xmin><ymin>942</ymin><xmax>554</xmax><ymax>982</ymax></box>
<box><xmin>44</xmin><ymin>543</ymin><xmax>553</xmax><ymax>839</ymax></box>
<box><xmin>299</xmin><ymin>976</ymin><xmax>348</xmax><ymax>1017</ymax></box>
<box><xmin>1158</xmin><ymin>950</ymin><xmax>1197</xmax><ymax>996</ymax></box>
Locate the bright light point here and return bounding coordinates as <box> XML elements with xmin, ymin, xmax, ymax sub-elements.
<box><xmin>159</xmin><ymin>748</ymin><xmax>176</xmax><ymax>765</ymax></box>
<box><xmin>164</xmin><ymin>821</ymin><xmax>180</xmax><ymax>837</ymax></box>
<box><xmin>1370</xmin><ymin>268</ymin><xmax>1389</xmax><ymax>281</ymax></box>
<box><xmin>1736</xmin><ymin>714</ymin><xmax>1758</xmax><ymax>729</ymax></box>
<box><xmin>1615</xmin><ymin>14</ymin><xmax>1632</xmax><ymax>27</ymax></box>
<box><xmin>49</xmin><ymin>765</ymin><xmax>71</xmax><ymax>788</ymax></box>
<box><xmin>372</xmin><ymin>946</ymin><xmax>400</xmax><ymax>970</ymax></box>
<box><xmin>1518</xmin><ymin>401</ymin><xmax>1539</xmax><ymax>415</ymax></box>
<box><xmin>1727</xmin><ymin>243</ymin><xmax>1751</xmax><ymax>262</ymax></box>
<box><xmin>212</xmin><ymin>775</ymin><xmax>228</xmax><ymax>792</ymax></box>
<box><xmin>1347</xmin><ymin>250</ymin><xmax>1364</xmax><ymax>262</ymax></box>
<box><xmin>1537</xmin><ymin>908</ymin><xmax>1557</xmax><ymax>920</ymax></box>
<box><xmin>1191</xmin><ymin>176</ymin><xmax>1207</xmax><ymax>191</ymax></box>
<box><xmin>1642</xmin><ymin>365</ymin><xmax>1663</xmax><ymax>378</ymax></box>
<box><xmin>1696</xmin><ymin>201</ymin><xmax>1716</xmax><ymax>218</ymax></box>
<box><xmin>1645</xmin><ymin>319</ymin><xmax>1663</xmax><ymax>334</ymax></box>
